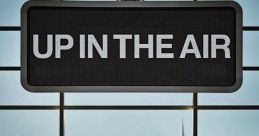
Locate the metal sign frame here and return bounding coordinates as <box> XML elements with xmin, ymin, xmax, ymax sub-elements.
<box><xmin>21</xmin><ymin>1</ymin><xmax>243</xmax><ymax>92</ymax></box>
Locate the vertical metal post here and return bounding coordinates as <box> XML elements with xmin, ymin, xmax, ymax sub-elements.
<box><xmin>193</xmin><ymin>0</ymin><xmax>198</xmax><ymax>131</ymax></box>
<box><xmin>60</xmin><ymin>93</ymin><xmax>64</xmax><ymax>136</ymax></box>
<box><xmin>58</xmin><ymin>0</ymin><xmax>64</xmax><ymax>134</ymax></box>
<box><xmin>193</xmin><ymin>1</ymin><xmax>198</xmax><ymax>135</ymax></box>
<box><xmin>193</xmin><ymin>93</ymin><xmax>198</xmax><ymax>136</ymax></box>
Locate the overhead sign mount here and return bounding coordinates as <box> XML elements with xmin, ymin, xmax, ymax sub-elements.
<box><xmin>21</xmin><ymin>1</ymin><xmax>243</xmax><ymax>92</ymax></box>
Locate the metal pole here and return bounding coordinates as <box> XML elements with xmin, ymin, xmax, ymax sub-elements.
<box><xmin>60</xmin><ymin>93</ymin><xmax>64</xmax><ymax>136</ymax></box>
<box><xmin>193</xmin><ymin>93</ymin><xmax>198</xmax><ymax>136</ymax></box>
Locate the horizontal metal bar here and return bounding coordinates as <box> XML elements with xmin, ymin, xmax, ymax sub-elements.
<box><xmin>243</xmin><ymin>67</ymin><xmax>259</xmax><ymax>70</ymax></box>
<box><xmin>1</xmin><ymin>67</ymin><xmax>259</xmax><ymax>71</ymax></box>
<box><xmin>198</xmin><ymin>105</ymin><xmax>259</xmax><ymax>110</ymax></box>
<box><xmin>0</xmin><ymin>26</ymin><xmax>259</xmax><ymax>31</ymax></box>
<box><xmin>1</xmin><ymin>105</ymin><xmax>259</xmax><ymax>110</ymax></box>
<box><xmin>63</xmin><ymin>105</ymin><xmax>193</xmax><ymax>110</ymax></box>
<box><xmin>0</xmin><ymin>67</ymin><xmax>20</xmax><ymax>70</ymax></box>
<box><xmin>243</xmin><ymin>26</ymin><xmax>259</xmax><ymax>31</ymax></box>
<box><xmin>0</xmin><ymin>106</ymin><xmax>60</xmax><ymax>110</ymax></box>
<box><xmin>0</xmin><ymin>105</ymin><xmax>192</xmax><ymax>110</ymax></box>
<box><xmin>0</xmin><ymin>26</ymin><xmax>20</xmax><ymax>31</ymax></box>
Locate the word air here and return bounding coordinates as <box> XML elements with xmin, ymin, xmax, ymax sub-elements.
<box><xmin>33</xmin><ymin>34</ymin><xmax>231</xmax><ymax>59</ymax></box>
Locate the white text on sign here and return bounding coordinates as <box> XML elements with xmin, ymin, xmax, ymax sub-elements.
<box><xmin>33</xmin><ymin>34</ymin><xmax>231</xmax><ymax>59</ymax></box>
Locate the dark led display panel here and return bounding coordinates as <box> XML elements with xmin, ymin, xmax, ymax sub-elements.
<box><xmin>21</xmin><ymin>1</ymin><xmax>242</xmax><ymax>92</ymax></box>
